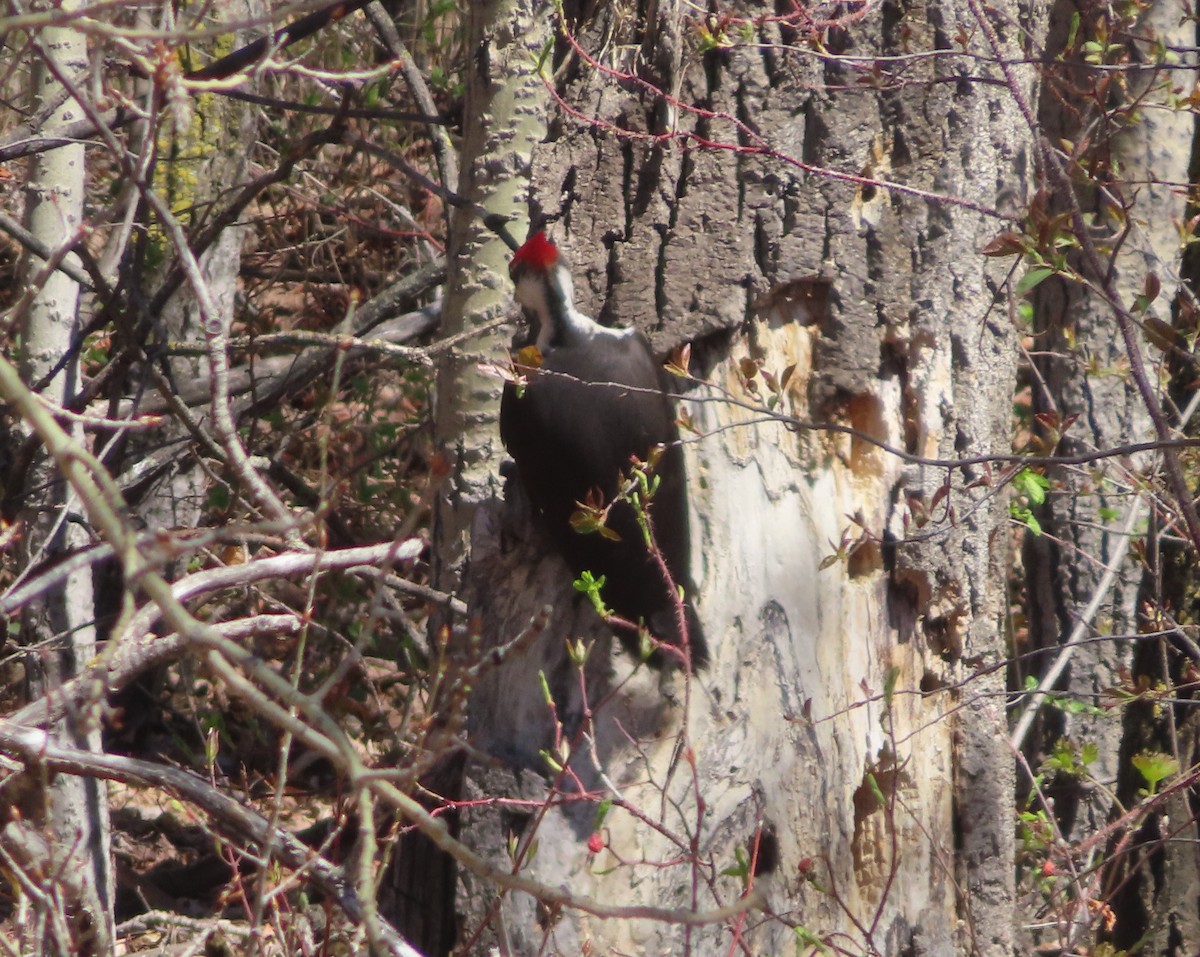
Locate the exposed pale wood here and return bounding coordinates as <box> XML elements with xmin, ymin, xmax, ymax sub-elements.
<box><xmin>454</xmin><ymin>1</ymin><xmax>1034</xmax><ymax>954</ymax></box>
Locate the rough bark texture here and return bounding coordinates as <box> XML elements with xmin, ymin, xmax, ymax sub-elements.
<box><xmin>1097</xmin><ymin>4</ymin><xmax>1200</xmax><ymax>950</ymax></box>
<box><xmin>454</xmin><ymin>1</ymin><xmax>1036</xmax><ymax>954</ymax></box>
<box><xmin>1020</xmin><ymin>2</ymin><xmax>1200</xmax><ymax>952</ymax></box>
<box><xmin>1022</xmin><ymin>0</ymin><xmax>1187</xmax><ymax>825</ymax></box>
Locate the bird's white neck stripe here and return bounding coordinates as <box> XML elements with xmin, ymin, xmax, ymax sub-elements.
<box><xmin>515</xmin><ymin>263</ymin><xmax>636</xmax><ymax>351</ymax></box>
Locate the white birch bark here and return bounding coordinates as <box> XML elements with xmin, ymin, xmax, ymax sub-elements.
<box><xmin>11</xmin><ymin>6</ymin><xmax>112</xmax><ymax>951</ymax></box>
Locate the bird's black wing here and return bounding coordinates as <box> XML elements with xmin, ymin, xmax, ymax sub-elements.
<box><xmin>500</xmin><ymin>332</ymin><xmax>706</xmax><ymax>667</ymax></box>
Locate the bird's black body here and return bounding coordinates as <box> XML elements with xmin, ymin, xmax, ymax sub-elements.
<box><xmin>499</xmin><ymin>233</ymin><xmax>706</xmax><ymax>669</ymax></box>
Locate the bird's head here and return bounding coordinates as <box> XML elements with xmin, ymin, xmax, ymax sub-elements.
<box><xmin>509</xmin><ymin>232</ymin><xmax>579</xmax><ymax>348</ymax></box>
<box><xmin>509</xmin><ymin>230</ymin><xmax>560</xmax><ymax>278</ymax></box>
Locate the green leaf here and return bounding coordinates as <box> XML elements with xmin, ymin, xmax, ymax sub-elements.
<box><xmin>573</xmin><ymin>571</ymin><xmax>610</xmax><ymax>617</ymax></box>
<box><xmin>1013</xmin><ymin>468</ymin><xmax>1050</xmax><ymax>504</ymax></box>
<box><xmin>721</xmin><ymin>846</ymin><xmax>749</xmax><ymax>878</ymax></box>
<box><xmin>794</xmin><ymin>926</ymin><xmax>832</xmax><ymax>954</ymax></box>
<box><xmin>1132</xmin><ymin>751</ymin><xmax>1179</xmax><ymax>794</ymax></box>
<box><xmin>883</xmin><ymin>666</ymin><xmax>900</xmax><ymax>708</ymax></box>
<box><xmin>534</xmin><ymin>36</ymin><xmax>554</xmax><ymax>75</ymax></box>
<box><xmin>594</xmin><ymin>798</ymin><xmax>612</xmax><ymax>831</ymax></box>
<box><xmin>1016</xmin><ymin>267</ymin><xmax>1055</xmax><ymax>295</ymax></box>
<box><xmin>1065</xmin><ymin>11</ymin><xmax>1080</xmax><ymax>49</ymax></box>
<box><xmin>1010</xmin><ymin>503</ymin><xmax>1042</xmax><ymax>536</ymax></box>
<box><xmin>866</xmin><ymin>772</ymin><xmax>886</xmax><ymax>809</ymax></box>
<box><xmin>818</xmin><ymin>552</ymin><xmax>842</xmax><ymax>570</ymax></box>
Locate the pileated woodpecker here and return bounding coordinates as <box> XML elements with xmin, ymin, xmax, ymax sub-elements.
<box><xmin>500</xmin><ymin>232</ymin><xmax>707</xmax><ymax>669</ymax></box>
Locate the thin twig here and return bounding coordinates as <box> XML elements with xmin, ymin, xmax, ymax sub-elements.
<box><xmin>0</xmin><ymin>724</ymin><xmax>423</xmax><ymax>957</ymax></box>
<box><xmin>0</xmin><ymin>211</ymin><xmax>96</xmax><ymax>291</ymax></box>
<box><xmin>364</xmin><ymin>1</ymin><xmax>457</xmax><ymax>233</ymax></box>
<box><xmin>13</xmin><ymin>614</ymin><xmax>303</xmax><ymax>729</ymax></box>
<box><xmin>967</xmin><ymin>0</ymin><xmax>1200</xmax><ymax>556</ymax></box>
<box><xmin>1009</xmin><ymin>388</ymin><xmax>1200</xmax><ymax>749</ymax></box>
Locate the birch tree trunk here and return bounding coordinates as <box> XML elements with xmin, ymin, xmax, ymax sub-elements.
<box><xmin>6</xmin><ymin>6</ymin><xmax>113</xmax><ymax>951</ymax></box>
<box><xmin>379</xmin><ymin>2</ymin><xmax>557</xmax><ymax>951</ymax></box>
<box><xmin>447</xmin><ymin>1</ymin><xmax>1039</xmax><ymax>954</ymax></box>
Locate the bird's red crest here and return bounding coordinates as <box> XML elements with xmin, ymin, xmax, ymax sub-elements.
<box><xmin>511</xmin><ymin>231</ymin><xmax>559</xmax><ymax>272</ymax></box>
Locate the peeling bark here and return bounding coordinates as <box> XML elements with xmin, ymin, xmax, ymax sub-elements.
<box><xmin>452</xmin><ymin>1</ymin><xmax>1035</xmax><ymax>954</ymax></box>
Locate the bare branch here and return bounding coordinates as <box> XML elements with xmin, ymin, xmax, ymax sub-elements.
<box><xmin>0</xmin><ymin>724</ymin><xmax>425</xmax><ymax>957</ymax></box>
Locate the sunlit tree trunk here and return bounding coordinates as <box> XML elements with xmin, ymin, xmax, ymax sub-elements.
<box><xmin>1019</xmin><ymin>0</ymin><xmax>1185</xmax><ymax>822</ymax></box>
<box><xmin>1036</xmin><ymin>4</ymin><xmax>1200</xmax><ymax>951</ymax></box>
<box><xmin>7</xmin><ymin>4</ymin><xmax>112</xmax><ymax>950</ymax></box>
<box><xmin>450</xmin><ymin>2</ymin><xmax>1037</xmax><ymax>954</ymax></box>
<box><xmin>378</xmin><ymin>1</ymin><xmax>556</xmax><ymax>952</ymax></box>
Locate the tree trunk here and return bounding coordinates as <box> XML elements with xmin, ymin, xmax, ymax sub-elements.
<box><xmin>378</xmin><ymin>1</ymin><xmax>557</xmax><ymax>952</ymax></box>
<box><xmin>7</xmin><ymin>5</ymin><xmax>113</xmax><ymax>951</ymax></box>
<box><xmin>1013</xmin><ymin>2</ymin><xmax>1200</xmax><ymax>952</ymax></box>
<box><xmin>1098</xmin><ymin>4</ymin><xmax>1200</xmax><ymax>951</ymax></box>
<box><xmin>449</xmin><ymin>2</ymin><xmax>1035</xmax><ymax>953</ymax></box>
